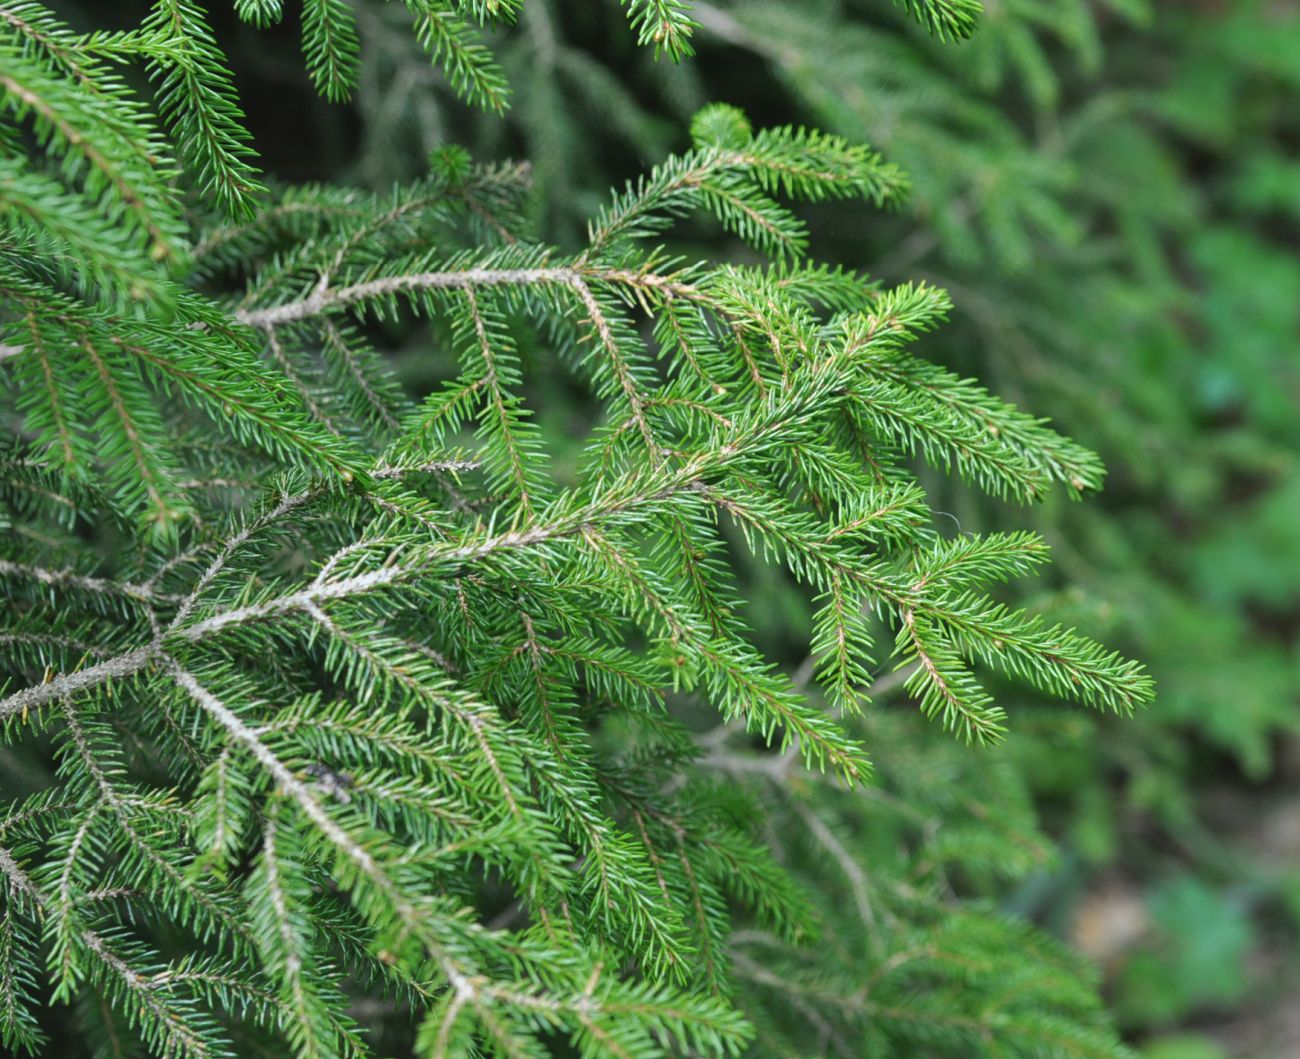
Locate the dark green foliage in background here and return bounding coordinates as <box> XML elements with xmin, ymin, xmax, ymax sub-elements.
<box><xmin>2</xmin><ymin>0</ymin><xmax>1297</xmax><ymax>1057</ymax></box>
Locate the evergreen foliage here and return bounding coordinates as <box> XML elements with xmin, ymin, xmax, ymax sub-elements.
<box><xmin>0</xmin><ymin>1</ymin><xmax>1167</xmax><ymax>1056</ymax></box>
<box><xmin>326</xmin><ymin>0</ymin><xmax>1300</xmax><ymax>1031</ymax></box>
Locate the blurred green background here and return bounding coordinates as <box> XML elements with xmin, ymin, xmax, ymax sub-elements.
<box><xmin>76</xmin><ymin>0</ymin><xmax>1300</xmax><ymax>1053</ymax></box>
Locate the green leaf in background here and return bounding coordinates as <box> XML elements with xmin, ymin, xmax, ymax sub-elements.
<box><xmin>1143</xmin><ymin>1036</ymin><xmax>1230</xmax><ymax>1059</ymax></box>
<box><xmin>1118</xmin><ymin>877</ymin><xmax>1255</xmax><ymax>1028</ymax></box>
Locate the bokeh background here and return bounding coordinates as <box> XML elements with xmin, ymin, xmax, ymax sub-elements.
<box><xmin>76</xmin><ymin>1</ymin><xmax>1300</xmax><ymax>1054</ymax></box>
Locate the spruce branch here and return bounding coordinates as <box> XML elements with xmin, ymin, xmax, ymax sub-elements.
<box><xmin>0</xmin><ymin>8</ymin><xmax>1153</xmax><ymax>1051</ymax></box>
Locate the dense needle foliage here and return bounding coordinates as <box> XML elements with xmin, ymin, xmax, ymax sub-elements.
<box><xmin>0</xmin><ymin>1</ymin><xmax>1176</xmax><ymax>1056</ymax></box>
<box><xmin>334</xmin><ymin>0</ymin><xmax>1300</xmax><ymax>1036</ymax></box>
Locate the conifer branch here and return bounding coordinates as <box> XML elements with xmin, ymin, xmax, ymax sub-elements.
<box><xmin>233</xmin><ymin>263</ymin><xmax>691</xmax><ymax>328</ymax></box>
<box><xmin>0</xmin><ymin>559</ymin><xmax>181</xmax><ymax>605</ymax></box>
<box><xmin>1</xmin><ymin>9</ymin><xmax>1151</xmax><ymax>1054</ymax></box>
